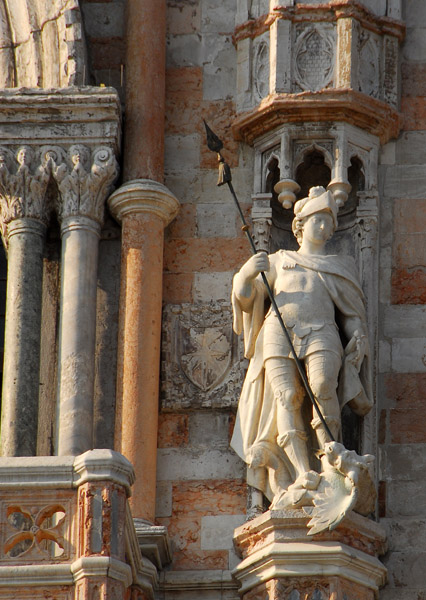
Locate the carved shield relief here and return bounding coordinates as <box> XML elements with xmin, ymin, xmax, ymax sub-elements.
<box><xmin>179</xmin><ymin>325</ymin><xmax>232</xmax><ymax>392</ymax></box>
<box><xmin>161</xmin><ymin>302</ymin><xmax>246</xmax><ymax>410</ymax></box>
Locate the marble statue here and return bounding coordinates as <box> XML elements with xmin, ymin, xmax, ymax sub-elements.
<box><xmin>230</xmin><ymin>186</ymin><xmax>376</xmax><ymax>532</ymax></box>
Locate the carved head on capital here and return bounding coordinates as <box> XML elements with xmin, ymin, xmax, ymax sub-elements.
<box><xmin>292</xmin><ymin>186</ymin><xmax>338</xmax><ymax>245</ymax></box>
<box><xmin>69</xmin><ymin>145</ymin><xmax>90</xmax><ymax>169</ymax></box>
<box><xmin>16</xmin><ymin>146</ymin><xmax>34</xmax><ymax>168</ymax></box>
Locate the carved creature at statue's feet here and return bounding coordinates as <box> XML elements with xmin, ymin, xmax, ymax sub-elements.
<box><xmin>270</xmin><ymin>470</ymin><xmax>321</xmax><ymax>510</ymax></box>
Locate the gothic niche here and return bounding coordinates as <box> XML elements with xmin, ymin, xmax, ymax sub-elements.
<box><xmin>264</xmin><ymin>148</ymin><xmax>367</xmax><ymax>453</ymax></box>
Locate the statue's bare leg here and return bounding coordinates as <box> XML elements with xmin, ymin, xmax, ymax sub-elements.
<box><xmin>305</xmin><ymin>350</ymin><xmax>341</xmax><ymax>454</ymax></box>
<box><xmin>265</xmin><ymin>357</ymin><xmax>312</xmax><ymax>481</ymax></box>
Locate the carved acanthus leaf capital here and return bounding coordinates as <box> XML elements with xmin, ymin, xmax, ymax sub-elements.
<box><xmin>0</xmin><ymin>146</ymin><xmax>52</xmax><ymax>241</ymax></box>
<box><xmin>52</xmin><ymin>145</ymin><xmax>119</xmax><ymax>226</ymax></box>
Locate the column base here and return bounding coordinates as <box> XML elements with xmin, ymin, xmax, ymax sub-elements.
<box><xmin>232</xmin><ymin>509</ymin><xmax>387</xmax><ymax>600</ymax></box>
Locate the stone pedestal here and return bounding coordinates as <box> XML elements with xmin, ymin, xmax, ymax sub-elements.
<box><xmin>233</xmin><ymin>510</ymin><xmax>387</xmax><ymax>600</ymax></box>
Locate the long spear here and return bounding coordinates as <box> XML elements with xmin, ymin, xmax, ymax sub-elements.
<box><xmin>204</xmin><ymin>120</ymin><xmax>335</xmax><ymax>443</ymax></box>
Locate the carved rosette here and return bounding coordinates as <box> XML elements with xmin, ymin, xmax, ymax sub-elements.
<box><xmin>51</xmin><ymin>145</ymin><xmax>119</xmax><ymax>226</ymax></box>
<box><xmin>0</xmin><ymin>146</ymin><xmax>52</xmax><ymax>243</ymax></box>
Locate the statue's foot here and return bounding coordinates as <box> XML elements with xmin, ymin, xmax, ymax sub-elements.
<box><xmin>270</xmin><ymin>471</ymin><xmax>321</xmax><ymax>510</ymax></box>
<box><xmin>247</xmin><ymin>446</ymin><xmax>279</xmax><ymax>470</ymax></box>
<box><xmin>290</xmin><ymin>470</ymin><xmax>321</xmax><ymax>492</ymax></box>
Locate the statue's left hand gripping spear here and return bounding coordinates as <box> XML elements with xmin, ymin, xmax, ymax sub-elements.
<box><xmin>203</xmin><ymin>120</ymin><xmax>335</xmax><ymax>443</ymax></box>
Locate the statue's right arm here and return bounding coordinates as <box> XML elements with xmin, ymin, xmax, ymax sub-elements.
<box><xmin>232</xmin><ymin>253</ymin><xmax>270</xmax><ymax>310</ymax></box>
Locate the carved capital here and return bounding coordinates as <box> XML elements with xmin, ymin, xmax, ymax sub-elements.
<box><xmin>108</xmin><ymin>179</ymin><xmax>180</xmax><ymax>227</ymax></box>
<box><xmin>356</xmin><ymin>190</ymin><xmax>379</xmax><ymax>250</ymax></box>
<box><xmin>51</xmin><ymin>145</ymin><xmax>119</xmax><ymax>226</ymax></box>
<box><xmin>0</xmin><ymin>146</ymin><xmax>51</xmax><ymax>242</ymax></box>
<box><xmin>252</xmin><ymin>193</ymin><xmax>273</xmax><ymax>253</ymax></box>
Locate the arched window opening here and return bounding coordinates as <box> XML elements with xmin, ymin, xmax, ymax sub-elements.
<box><xmin>295</xmin><ymin>150</ymin><xmax>331</xmax><ymax>200</ymax></box>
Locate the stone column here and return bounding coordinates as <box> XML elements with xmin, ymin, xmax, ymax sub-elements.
<box><xmin>108</xmin><ymin>179</ymin><xmax>179</xmax><ymax>522</ymax></box>
<box><xmin>123</xmin><ymin>0</ymin><xmax>166</xmax><ymax>182</ymax></box>
<box><xmin>0</xmin><ymin>146</ymin><xmax>50</xmax><ymax>456</ymax></box>
<box><xmin>53</xmin><ymin>145</ymin><xmax>118</xmax><ymax>456</ymax></box>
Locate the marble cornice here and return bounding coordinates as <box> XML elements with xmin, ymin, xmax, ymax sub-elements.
<box><xmin>232</xmin><ymin>89</ymin><xmax>402</xmax><ymax>146</ymax></box>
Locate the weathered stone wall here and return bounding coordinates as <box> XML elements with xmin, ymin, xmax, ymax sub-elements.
<box><xmin>377</xmin><ymin>2</ymin><xmax>426</xmax><ymax>597</ymax></box>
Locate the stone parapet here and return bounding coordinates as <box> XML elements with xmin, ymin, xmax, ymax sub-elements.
<box><xmin>0</xmin><ymin>450</ymin><xmax>155</xmax><ymax>599</ymax></box>
<box><xmin>233</xmin><ymin>510</ymin><xmax>387</xmax><ymax>599</ymax></box>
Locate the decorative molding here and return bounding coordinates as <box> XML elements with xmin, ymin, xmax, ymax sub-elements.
<box><xmin>232</xmin><ymin>89</ymin><xmax>401</xmax><ymax>146</ymax></box>
<box><xmin>108</xmin><ymin>179</ymin><xmax>180</xmax><ymax>227</ymax></box>
<box><xmin>294</xmin><ymin>25</ymin><xmax>335</xmax><ymax>92</ymax></box>
<box><xmin>0</xmin><ymin>89</ymin><xmax>121</xmax><ymax>152</ymax></box>
<box><xmin>133</xmin><ymin>519</ymin><xmax>172</xmax><ymax>571</ymax></box>
<box><xmin>159</xmin><ymin>569</ymin><xmax>237</xmax><ymax>592</ymax></box>
<box><xmin>51</xmin><ymin>145</ymin><xmax>118</xmax><ymax>226</ymax></box>
<box><xmin>252</xmin><ymin>193</ymin><xmax>273</xmax><ymax>253</ymax></box>
<box><xmin>71</xmin><ymin>556</ymin><xmax>132</xmax><ymax>587</ymax></box>
<box><xmin>253</xmin><ymin>39</ymin><xmax>269</xmax><ymax>101</ymax></box>
<box><xmin>0</xmin><ymin>146</ymin><xmax>51</xmax><ymax>241</ymax></box>
<box><xmin>72</xmin><ymin>450</ymin><xmax>135</xmax><ymax>494</ymax></box>
<box><xmin>233</xmin><ymin>510</ymin><xmax>387</xmax><ymax>595</ymax></box>
<box><xmin>233</xmin><ymin>3</ymin><xmax>405</xmax><ymax>44</ymax></box>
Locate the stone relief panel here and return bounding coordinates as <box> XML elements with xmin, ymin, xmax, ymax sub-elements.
<box><xmin>161</xmin><ymin>302</ymin><xmax>246</xmax><ymax>410</ymax></box>
<box><xmin>358</xmin><ymin>31</ymin><xmax>381</xmax><ymax>99</ymax></box>
<box><xmin>293</xmin><ymin>24</ymin><xmax>335</xmax><ymax>92</ymax></box>
<box><xmin>0</xmin><ymin>493</ymin><xmax>74</xmax><ymax>562</ymax></box>
<box><xmin>253</xmin><ymin>35</ymin><xmax>270</xmax><ymax>102</ymax></box>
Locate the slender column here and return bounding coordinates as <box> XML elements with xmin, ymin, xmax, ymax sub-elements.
<box><xmin>1</xmin><ymin>219</ymin><xmax>46</xmax><ymax>455</ymax></box>
<box><xmin>0</xmin><ymin>146</ymin><xmax>50</xmax><ymax>456</ymax></box>
<box><xmin>56</xmin><ymin>216</ymin><xmax>101</xmax><ymax>456</ymax></box>
<box><xmin>123</xmin><ymin>0</ymin><xmax>166</xmax><ymax>182</ymax></box>
<box><xmin>53</xmin><ymin>145</ymin><xmax>118</xmax><ymax>456</ymax></box>
<box><xmin>108</xmin><ymin>180</ymin><xmax>179</xmax><ymax>522</ymax></box>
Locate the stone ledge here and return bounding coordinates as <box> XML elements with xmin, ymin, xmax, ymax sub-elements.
<box><xmin>233</xmin><ymin>540</ymin><xmax>387</xmax><ymax>594</ymax></box>
<box><xmin>159</xmin><ymin>569</ymin><xmax>238</xmax><ymax>591</ymax></box>
<box><xmin>232</xmin><ymin>90</ymin><xmax>402</xmax><ymax>146</ymax></box>
<box><xmin>0</xmin><ymin>450</ymin><xmax>135</xmax><ymax>493</ymax></box>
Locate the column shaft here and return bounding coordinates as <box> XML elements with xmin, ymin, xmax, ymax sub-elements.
<box><xmin>115</xmin><ymin>212</ymin><xmax>164</xmax><ymax>522</ymax></box>
<box><xmin>1</xmin><ymin>219</ymin><xmax>46</xmax><ymax>456</ymax></box>
<box><xmin>56</xmin><ymin>216</ymin><xmax>100</xmax><ymax>456</ymax></box>
<box><xmin>123</xmin><ymin>0</ymin><xmax>166</xmax><ymax>182</ymax></box>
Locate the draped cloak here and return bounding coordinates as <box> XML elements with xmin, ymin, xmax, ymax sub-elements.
<box><xmin>230</xmin><ymin>250</ymin><xmax>373</xmax><ymax>501</ymax></box>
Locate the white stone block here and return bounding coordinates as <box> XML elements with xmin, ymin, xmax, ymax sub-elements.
<box><xmin>402</xmin><ymin>28</ymin><xmax>426</xmax><ymax>62</ymax></box>
<box><xmin>156</xmin><ymin>448</ymin><xmax>245</xmax><ymax>481</ymax></box>
<box><xmin>379</xmin><ymin>267</ymin><xmax>391</xmax><ymax>304</ymax></box>
<box><xmin>188</xmin><ymin>412</ymin><xmax>230</xmax><ymax>448</ymax></box>
<box><xmin>196</xmin><ymin>203</ymin><xmax>237</xmax><ymax>238</ymax></box>
<box><xmin>164</xmin><ymin>134</ymin><xmax>200</xmax><ymax>172</ymax></box>
<box><xmin>193</xmin><ymin>272</ymin><xmax>233</xmax><ymax>302</ymax></box>
<box><xmin>379</xmin><ymin>141</ymin><xmax>396</xmax><ymax>165</ymax></box>
<box><xmin>378</xmin><ymin>340</ymin><xmax>391</xmax><ymax>373</ymax></box>
<box><xmin>391</xmin><ymin>338</ymin><xmax>426</xmax><ymax>372</ymax></box>
<box><xmin>383</xmin><ymin>165</ymin><xmax>426</xmax><ymax>198</ymax></box>
<box><xmin>384</xmin><ymin>306</ymin><xmax>426</xmax><ymax>338</ymax></box>
<box><xmin>202</xmin><ymin>0</ymin><xmax>236</xmax><ymax>33</ymax></box>
<box><xmin>203</xmin><ymin>34</ymin><xmax>236</xmax><ymax>100</ymax></box>
<box><xmin>165</xmin><ymin>171</ymin><xmax>202</xmax><ymax>205</ymax></box>
<box><xmin>396</xmin><ymin>131</ymin><xmax>426</xmax><ymax>165</ymax></box>
<box><xmin>156</xmin><ymin>481</ymin><xmax>173</xmax><ymax>518</ymax></box>
<box><xmin>166</xmin><ymin>33</ymin><xmax>203</xmax><ymax>68</ymax></box>
<box><xmin>201</xmin><ymin>515</ymin><xmax>246</xmax><ymax>550</ymax></box>
<box><xmin>404</xmin><ymin>0</ymin><xmax>426</xmax><ymax>28</ymax></box>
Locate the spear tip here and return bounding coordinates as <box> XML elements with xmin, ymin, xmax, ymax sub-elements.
<box><xmin>203</xmin><ymin>119</ymin><xmax>224</xmax><ymax>154</ymax></box>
